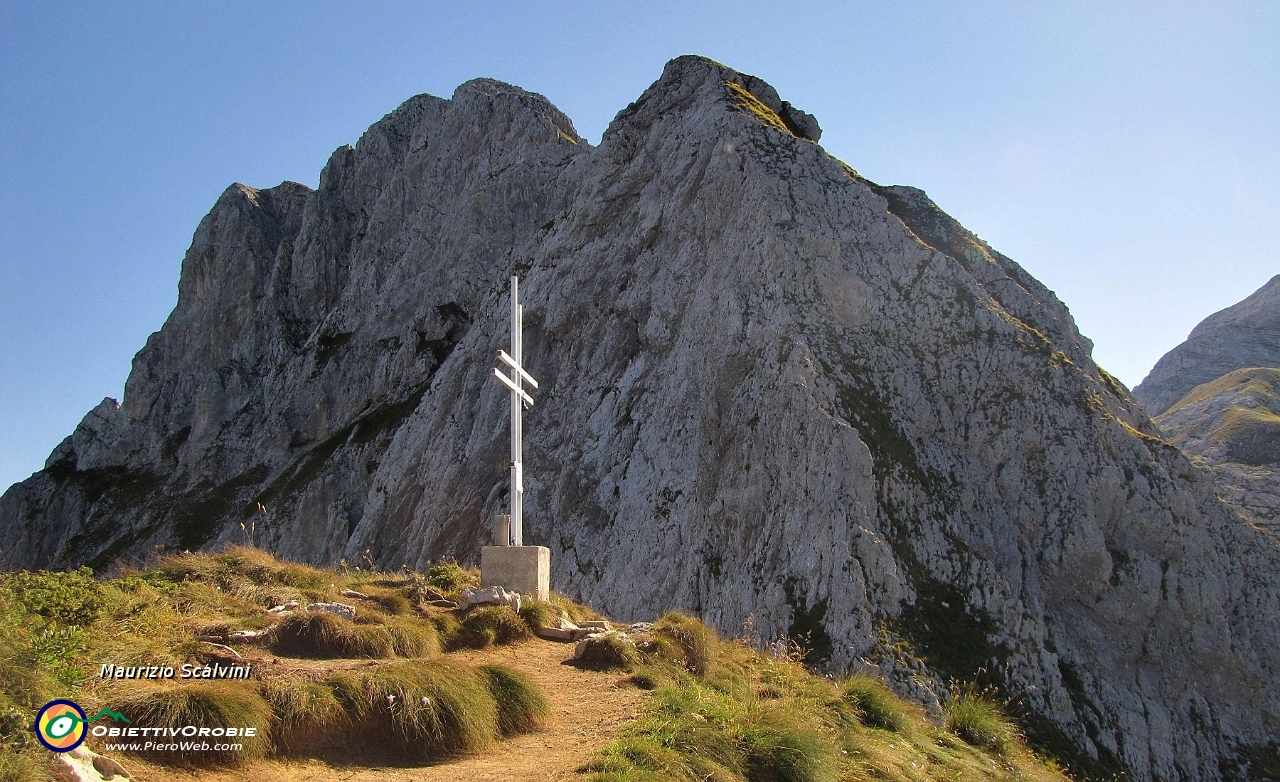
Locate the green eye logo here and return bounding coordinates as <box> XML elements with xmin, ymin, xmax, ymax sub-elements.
<box><xmin>34</xmin><ymin>700</ymin><xmax>87</xmax><ymax>752</ymax></box>
<box><xmin>33</xmin><ymin>700</ymin><xmax>130</xmax><ymax>752</ymax></box>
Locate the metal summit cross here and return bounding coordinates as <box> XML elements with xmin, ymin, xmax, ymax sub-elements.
<box><xmin>481</xmin><ymin>276</ymin><xmax>550</xmax><ymax>600</ymax></box>
<box><xmin>491</xmin><ymin>275</ymin><xmax>537</xmax><ymax>545</ymax></box>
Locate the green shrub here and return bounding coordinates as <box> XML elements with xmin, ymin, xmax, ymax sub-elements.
<box><xmin>0</xmin><ymin>571</ymin><xmax>93</xmax><ymax>690</ymax></box>
<box><xmin>453</xmin><ymin>606</ymin><xmax>531</xmax><ymax>650</ymax></box>
<box><xmin>30</xmin><ymin>624</ymin><xmax>86</xmax><ymax>687</ymax></box>
<box><xmin>945</xmin><ymin>694</ymin><xmax>1018</xmax><ymax>752</ymax></box>
<box><xmin>0</xmin><ymin>591</ymin><xmax>64</xmax><ymax>708</ymax></box>
<box><xmin>425</xmin><ymin>561</ymin><xmax>478</xmax><ymax>593</ymax></box>
<box><xmin>840</xmin><ymin>674</ymin><xmax>906</xmax><ymax>731</ymax></box>
<box><xmin>1</xmin><ymin>567</ymin><xmax>104</xmax><ymax>626</ymax></box>
<box><xmin>115</xmin><ymin>681</ymin><xmax>273</xmax><ymax>766</ymax></box>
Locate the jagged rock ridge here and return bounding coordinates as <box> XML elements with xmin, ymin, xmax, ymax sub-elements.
<box><xmin>3</xmin><ymin>56</ymin><xmax>1278</xmax><ymax>781</ymax></box>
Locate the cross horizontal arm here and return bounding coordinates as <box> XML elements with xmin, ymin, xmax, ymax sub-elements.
<box><xmin>498</xmin><ymin>350</ymin><xmax>539</xmax><ymax>388</ymax></box>
<box><xmin>493</xmin><ymin>367</ymin><xmax>535</xmax><ymax>406</ymax></box>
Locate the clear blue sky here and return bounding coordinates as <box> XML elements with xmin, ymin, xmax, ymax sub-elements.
<box><xmin>2</xmin><ymin>2</ymin><xmax>1277</xmax><ymax>493</ymax></box>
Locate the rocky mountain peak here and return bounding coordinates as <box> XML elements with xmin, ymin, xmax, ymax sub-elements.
<box><xmin>602</xmin><ymin>55</ymin><xmax>820</xmax><ymax>147</ymax></box>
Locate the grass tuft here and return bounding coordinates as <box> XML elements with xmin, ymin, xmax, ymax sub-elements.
<box><xmin>270</xmin><ymin>611</ymin><xmax>437</xmax><ymax>659</ymax></box>
<box><xmin>741</xmin><ymin>705</ymin><xmax>839</xmax><ymax>782</ymax></box>
<box><xmin>271</xmin><ymin>611</ymin><xmax>393</xmax><ymax>658</ymax></box>
<box><xmin>261</xmin><ymin>677</ymin><xmax>345</xmax><ymax>754</ymax></box>
<box><xmin>114</xmin><ymin>681</ymin><xmax>273</xmax><ymax>766</ymax></box>
<box><xmin>480</xmin><ymin>664</ymin><xmax>550</xmax><ymax>736</ymax></box>
<box><xmin>452</xmin><ymin>606</ymin><xmax>532</xmax><ymax>650</ymax></box>
<box><xmin>573</xmin><ymin>634</ymin><xmax>641</xmax><ymax>671</ymax></box>
<box><xmin>653</xmin><ymin>612</ymin><xmax>717</xmax><ymax>677</ymax></box>
<box><xmin>518</xmin><ymin>599</ymin><xmax>559</xmax><ymax>631</ymax></box>
<box><xmin>840</xmin><ymin>674</ymin><xmax>906</xmax><ymax>731</ymax></box>
<box><xmin>366</xmin><ymin>588</ymin><xmax>413</xmax><ymax>616</ymax></box>
<box><xmin>946</xmin><ymin>694</ymin><xmax>1018</xmax><ymax>752</ymax></box>
<box><xmin>320</xmin><ymin>659</ymin><xmax>539</xmax><ymax>760</ymax></box>
<box><xmin>547</xmin><ymin>593</ymin><xmax>600</xmax><ymax>623</ymax></box>
<box><xmin>385</xmin><ymin>615</ymin><xmax>440</xmax><ymax>657</ymax></box>
<box><xmin>723</xmin><ymin>80</ymin><xmax>793</xmax><ymax>136</ymax></box>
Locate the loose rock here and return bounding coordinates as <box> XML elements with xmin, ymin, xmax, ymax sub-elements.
<box><xmin>305</xmin><ymin>602</ymin><xmax>356</xmax><ymax>620</ymax></box>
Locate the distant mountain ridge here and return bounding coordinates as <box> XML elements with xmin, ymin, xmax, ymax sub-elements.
<box><xmin>1144</xmin><ymin>276</ymin><xmax>1280</xmax><ymax>539</ymax></box>
<box><xmin>3</xmin><ymin>56</ymin><xmax>1278</xmax><ymax>780</ymax></box>
<box><xmin>1134</xmin><ymin>274</ymin><xmax>1280</xmax><ymax>416</ymax></box>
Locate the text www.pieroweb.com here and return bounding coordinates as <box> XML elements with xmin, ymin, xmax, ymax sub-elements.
<box><xmin>92</xmin><ymin>724</ymin><xmax>254</xmax><ymax>753</ymax></box>
<box><xmin>101</xmin><ymin>740</ymin><xmax>243</xmax><ymax>752</ymax></box>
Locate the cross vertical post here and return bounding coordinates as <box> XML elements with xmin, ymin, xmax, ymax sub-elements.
<box><xmin>491</xmin><ymin>275</ymin><xmax>538</xmax><ymax>546</ymax></box>
<box><xmin>484</xmin><ymin>275</ymin><xmax>549</xmax><ymax>600</ymax></box>
<box><xmin>509</xmin><ymin>275</ymin><xmax>523</xmax><ymax>546</ymax></box>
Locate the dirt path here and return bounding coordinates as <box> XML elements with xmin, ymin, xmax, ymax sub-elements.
<box><xmin>123</xmin><ymin>638</ymin><xmax>651</xmax><ymax>781</ymax></box>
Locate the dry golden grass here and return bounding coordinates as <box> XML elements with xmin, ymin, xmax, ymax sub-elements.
<box><xmin>586</xmin><ymin>613</ymin><xmax>1071</xmax><ymax>782</ymax></box>
<box><xmin>0</xmin><ymin>547</ymin><xmax>546</xmax><ymax>772</ymax></box>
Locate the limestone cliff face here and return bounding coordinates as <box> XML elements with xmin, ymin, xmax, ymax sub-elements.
<box><xmin>3</xmin><ymin>56</ymin><xmax>1278</xmax><ymax>780</ymax></box>
<box><xmin>1135</xmin><ymin>274</ymin><xmax>1280</xmax><ymax>416</ymax></box>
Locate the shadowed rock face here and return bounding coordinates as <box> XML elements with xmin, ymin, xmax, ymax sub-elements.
<box><xmin>3</xmin><ymin>56</ymin><xmax>1278</xmax><ymax>781</ymax></box>
<box><xmin>1134</xmin><ymin>275</ymin><xmax>1280</xmax><ymax>417</ymax></box>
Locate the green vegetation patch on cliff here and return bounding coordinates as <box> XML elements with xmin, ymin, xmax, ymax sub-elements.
<box><xmin>894</xmin><ymin>578</ymin><xmax>1010</xmax><ymax>687</ymax></box>
<box><xmin>723</xmin><ymin>80</ymin><xmax>794</xmax><ymax>136</ymax></box>
<box><xmin>257</xmin><ymin>381</ymin><xmax>430</xmax><ymax>508</ymax></box>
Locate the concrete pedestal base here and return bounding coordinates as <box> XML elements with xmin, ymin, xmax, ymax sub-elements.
<box><xmin>481</xmin><ymin>545</ymin><xmax>550</xmax><ymax>600</ymax></box>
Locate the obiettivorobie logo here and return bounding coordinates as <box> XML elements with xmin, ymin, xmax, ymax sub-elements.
<box><xmin>34</xmin><ymin>698</ymin><xmax>259</xmax><ymax>755</ymax></box>
<box><xmin>33</xmin><ymin>700</ymin><xmax>130</xmax><ymax>752</ymax></box>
